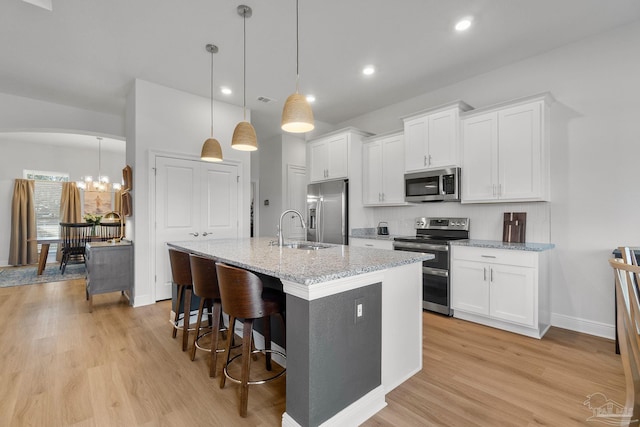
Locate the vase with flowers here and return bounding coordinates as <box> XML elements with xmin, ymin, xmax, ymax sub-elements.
<box><xmin>83</xmin><ymin>213</ymin><xmax>102</xmax><ymax>236</ymax></box>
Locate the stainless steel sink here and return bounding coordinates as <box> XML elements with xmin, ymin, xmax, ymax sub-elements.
<box><xmin>282</xmin><ymin>242</ymin><xmax>331</xmax><ymax>250</ymax></box>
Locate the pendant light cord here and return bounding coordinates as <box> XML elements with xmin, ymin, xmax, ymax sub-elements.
<box><xmin>243</xmin><ymin>9</ymin><xmax>247</xmax><ymax>121</ymax></box>
<box><xmin>97</xmin><ymin>137</ymin><xmax>102</xmax><ymax>181</ymax></box>
<box><xmin>210</xmin><ymin>48</ymin><xmax>214</xmax><ymax>137</ymax></box>
<box><xmin>295</xmin><ymin>0</ymin><xmax>300</xmax><ymax>93</ymax></box>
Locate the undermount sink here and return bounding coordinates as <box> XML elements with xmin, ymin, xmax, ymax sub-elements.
<box><xmin>282</xmin><ymin>242</ymin><xmax>331</xmax><ymax>250</ymax></box>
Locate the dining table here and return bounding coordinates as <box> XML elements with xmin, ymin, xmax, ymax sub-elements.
<box><xmin>29</xmin><ymin>237</ymin><xmax>62</xmax><ymax>275</ymax></box>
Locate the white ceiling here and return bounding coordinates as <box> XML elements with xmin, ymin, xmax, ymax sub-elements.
<box><xmin>1</xmin><ymin>0</ymin><xmax>640</xmax><ymax>144</ymax></box>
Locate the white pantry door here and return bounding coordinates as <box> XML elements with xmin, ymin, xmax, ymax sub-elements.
<box><xmin>155</xmin><ymin>156</ymin><xmax>239</xmax><ymax>301</ymax></box>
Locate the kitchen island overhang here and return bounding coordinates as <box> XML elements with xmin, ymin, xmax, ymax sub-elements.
<box><xmin>167</xmin><ymin>238</ymin><xmax>431</xmax><ymax>426</ymax></box>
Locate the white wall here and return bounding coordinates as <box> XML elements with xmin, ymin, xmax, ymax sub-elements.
<box><xmin>0</xmin><ymin>92</ymin><xmax>123</xmax><ymax>136</ymax></box>
<box><xmin>255</xmin><ymin>133</ymin><xmax>306</xmax><ymax>238</ymax></box>
<box><xmin>0</xmin><ymin>92</ymin><xmax>125</xmax><ymax>266</ymax></box>
<box><xmin>127</xmin><ymin>79</ymin><xmax>249</xmax><ymax>307</ymax></box>
<box><xmin>337</xmin><ymin>21</ymin><xmax>640</xmax><ymax>338</ymax></box>
<box><xmin>257</xmin><ymin>134</ymin><xmax>283</xmax><ymax>237</ymax></box>
<box><xmin>0</xmin><ymin>138</ymin><xmax>124</xmax><ymax>265</ymax></box>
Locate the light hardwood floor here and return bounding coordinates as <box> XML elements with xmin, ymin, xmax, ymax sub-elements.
<box><xmin>0</xmin><ymin>278</ymin><xmax>624</xmax><ymax>426</ymax></box>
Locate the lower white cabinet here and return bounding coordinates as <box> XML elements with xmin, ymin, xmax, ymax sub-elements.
<box><xmin>451</xmin><ymin>245</ymin><xmax>549</xmax><ymax>338</ymax></box>
<box><xmin>350</xmin><ymin>237</ymin><xmax>394</xmax><ymax>250</ymax></box>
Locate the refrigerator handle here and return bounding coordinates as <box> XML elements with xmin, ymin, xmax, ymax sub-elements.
<box><xmin>318</xmin><ymin>197</ymin><xmax>324</xmax><ymax>243</ymax></box>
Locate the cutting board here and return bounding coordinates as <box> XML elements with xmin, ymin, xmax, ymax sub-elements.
<box><xmin>502</xmin><ymin>212</ymin><xmax>527</xmax><ymax>243</ymax></box>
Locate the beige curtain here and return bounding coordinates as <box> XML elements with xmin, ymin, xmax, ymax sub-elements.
<box><xmin>8</xmin><ymin>179</ymin><xmax>37</xmax><ymax>266</ymax></box>
<box><xmin>57</xmin><ymin>182</ymin><xmax>82</xmax><ymax>261</ymax></box>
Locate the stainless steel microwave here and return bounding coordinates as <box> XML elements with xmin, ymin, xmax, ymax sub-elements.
<box><xmin>404</xmin><ymin>167</ymin><xmax>461</xmax><ymax>202</ymax></box>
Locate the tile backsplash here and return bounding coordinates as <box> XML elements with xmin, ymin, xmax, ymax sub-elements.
<box><xmin>367</xmin><ymin>202</ymin><xmax>551</xmax><ymax>243</ymax></box>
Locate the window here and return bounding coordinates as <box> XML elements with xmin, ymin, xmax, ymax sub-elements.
<box><xmin>24</xmin><ymin>170</ymin><xmax>69</xmax><ymax>259</ymax></box>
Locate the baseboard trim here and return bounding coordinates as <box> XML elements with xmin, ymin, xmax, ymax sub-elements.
<box><xmin>550</xmin><ymin>312</ymin><xmax>615</xmax><ymax>340</ymax></box>
<box><xmin>282</xmin><ymin>385</ymin><xmax>386</xmax><ymax>427</ymax></box>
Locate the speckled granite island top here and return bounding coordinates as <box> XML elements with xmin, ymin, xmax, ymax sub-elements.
<box><xmin>450</xmin><ymin>239</ymin><xmax>555</xmax><ymax>252</ymax></box>
<box><xmin>167</xmin><ymin>237</ymin><xmax>431</xmax><ymax>285</ymax></box>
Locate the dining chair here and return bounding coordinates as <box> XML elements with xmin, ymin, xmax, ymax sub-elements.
<box><xmin>609</xmin><ymin>252</ymin><xmax>640</xmax><ymax>426</ymax></box>
<box><xmin>59</xmin><ymin>222</ymin><xmax>93</xmax><ymax>274</ymax></box>
<box><xmin>97</xmin><ymin>222</ymin><xmax>124</xmax><ymax>242</ymax></box>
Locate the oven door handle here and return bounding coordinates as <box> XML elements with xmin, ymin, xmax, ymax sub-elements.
<box><xmin>423</xmin><ymin>267</ymin><xmax>449</xmax><ymax>277</ymax></box>
<box><xmin>394</xmin><ymin>242</ymin><xmax>449</xmax><ymax>252</ymax></box>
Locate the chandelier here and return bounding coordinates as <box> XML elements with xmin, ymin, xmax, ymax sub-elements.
<box><xmin>77</xmin><ymin>137</ymin><xmax>122</xmax><ymax>192</ymax></box>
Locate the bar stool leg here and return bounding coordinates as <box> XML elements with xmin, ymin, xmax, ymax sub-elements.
<box><xmin>173</xmin><ymin>284</ymin><xmax>184</xmax><ymax>339</ymax></box>
<box><xmin>220</xmin><ymin>315</ymin><xmax>236</xmax><ymax>389</ymax></box>
<box><xmin>182</xmin><ymin>287</ymin><xmax>192</xmax><ymax>351</ymax></box>
<box><xmin>209</xmin><ymin>301</ymin><xmax>222</xmax><ymax>377</ymax></box>
<box><xmin>263</xmin><ymin>316</ymin><xmax>272</xmax><ymax>371</ymax></box>
<box><xmin>240</xmin><ymin>319</ymin><xmax>254</xmax><ymax>417</ymax></box>
<box><xmin>190</xmin><ymin>297</ymin><xmax>206</xmax><ymax>361</ymax></box>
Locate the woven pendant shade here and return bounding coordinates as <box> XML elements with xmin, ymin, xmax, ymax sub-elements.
<box><xmin>281</xmin><ymin>93</ymin><xmax>314</xmax><ymax>133</ymax></box>
<box><xmin>231</xmin><ymin>121</ymin><xmax>258</xmax><ymax>151</ymax></box>
<box><xmin>201</xmin><ymin>138</ymin><xmax>223</xmax><ymax>161</ymax></box>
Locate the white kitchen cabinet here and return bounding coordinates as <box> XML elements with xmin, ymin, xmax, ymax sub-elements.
<box><xmin>451</xmin><ymin>245</ymin><xmax>549</xmax><ymax>338</ymax></box>
<box><xmin>402</xmin><ymin>101</ymin><xmax>472</xmax><ymax>173</ymax></box>
<box><xmin>308</xmin><ymin>133</ymin><xmax>349</xmax><ymax>182</ymax></box>
<box><xmin>461</xmin><ymin>93</ymin><xmax>552</xmax><ymax>203</ymax></box>
<box><xmin>362</xmin><ymin>131</ymin><xmax>406</xmax><ymax>206</ymax></box>
<box><xmin>350</xmin><ymin>237</ymin><xmax>394</xmax><ymax>250</ymax></box>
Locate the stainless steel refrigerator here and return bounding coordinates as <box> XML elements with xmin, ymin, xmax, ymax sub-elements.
<box><xmin>306</xmin><ymin>179</ymin><xmax>348</xmax><ymax>245</ymax></box>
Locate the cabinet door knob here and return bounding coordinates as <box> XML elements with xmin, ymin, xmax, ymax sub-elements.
<box><xmin>189</xmin><ymin>232</ymin><xmax>199</xmax><ymax>237</ymax></box>
<box><xmin>202</xmin><ymin>232</ymin><xmax>210</xmax><ymax>236</ymax></box>
<box><xmin>483</xmin><ymin>267</ymin><xmax>487</xmax><ymax>281</ymax></box>
<box><xmin>424</xmin><ymin>155</ymin><xmax>427</xmax><ymax>166</ymax></box>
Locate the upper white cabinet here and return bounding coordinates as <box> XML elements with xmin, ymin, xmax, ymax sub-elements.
<box><xmin>461</xmin><ymin>93</ymin><xmax>553</xmax><ymax>203</ymax></box>
<box><xmin>308</xmin><ymin>128</ymin><xmax>372</xmax><ymax>183</ymax></box>
<box><xmin>402</xmin><ymin>101</ymin><xmax>472</xmax><ymax>173</ymax></box>
<box><xmin>309</xmin><ymin>133</ymin><xmax>348</xmax><ymax>182</ymax></box>
<box><xmin>362</xmin><ymin>131</ymin><xmax>406</xmax><ymax>206</ymax></box>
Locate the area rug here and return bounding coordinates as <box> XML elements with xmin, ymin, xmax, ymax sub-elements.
<box><xmin>0</xmin><ymin>263</ymin><xmax>86</xmax><ymax>288</ymax></box>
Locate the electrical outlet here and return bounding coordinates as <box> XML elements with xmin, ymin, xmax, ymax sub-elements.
<box><xmin>355</xmin><ymin>297</ymin><xmax>364</xmax><ymax>323</ymax></box>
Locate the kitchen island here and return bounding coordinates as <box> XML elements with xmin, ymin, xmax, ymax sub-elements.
<box><xmin>167</xmin><ymin>237</ymin><xmax>430</xmax><ymax>427</ymax></box>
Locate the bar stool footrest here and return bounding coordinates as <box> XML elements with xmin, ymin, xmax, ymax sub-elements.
<box><xmin>194</xmin><ymin>327</ymin><xmax>234</xmax><ymax>353</ymax></box>
<box><xmin>223</xmin><ymin>349</ymin><xmax>286</xmax><ymax>385</ymax></box>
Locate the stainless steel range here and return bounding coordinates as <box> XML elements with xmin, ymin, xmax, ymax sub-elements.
<box><xmin>393</xmin><ymin>217</ymin><xmax>470</xmax><ymax>316</ymax></box>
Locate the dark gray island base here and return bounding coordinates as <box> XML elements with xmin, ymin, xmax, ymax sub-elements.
<box><xmin>168</xmin><ymin>238</ymin><xmax>430</xmax><ymax>426</ymax></box>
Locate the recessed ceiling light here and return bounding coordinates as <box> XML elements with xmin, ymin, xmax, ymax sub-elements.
<box><xmin>220</xmin><ymin>87</ymin><xmax>232</xmax><ymax>95</ymax></box>
<box><xmin>306</xmin><ymin>95</ymin><xmax>316</xmax><ymax>103</ymax></box>
<box><xmin>455</xmin><ymin>17</ymin><xmax>473</xmax><ymax>32</ymax></box>
<box><xmin>362</xmin><ymin>65</ymin><xmax>375</xmax><ymax>76</ymax></box>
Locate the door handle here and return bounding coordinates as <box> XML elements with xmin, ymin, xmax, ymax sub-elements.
<box><xmin>189</xmin><ymin>232</ymin><xmax>199</xmax><ymax>237</ymax></box>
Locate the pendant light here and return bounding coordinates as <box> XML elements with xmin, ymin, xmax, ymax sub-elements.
<box><xmin>231</xmin><ymin>5</ymin><xmax>258</xmax><ymax>152</ymax></box>
<box><xmin>201</xmin><ymin>43</ymin><xmax>223</xmax><ymax>162</ymax></box>
<box><xmin>281</xmin><ymin>0</ymin><xmax>314</xmax><ymax>133</ymax></box>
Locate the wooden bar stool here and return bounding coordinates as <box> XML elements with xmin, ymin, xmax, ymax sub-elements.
<box><xmin>216</xmin><ymin>262</ymin><xmax>286</xmax><ymax>418</ymax></box>
<box><xmin>189</xmin><ymin>254</ymin><xmax>228</xmax><ymax>377</ymax></box>
<box><xmin>168</xmin><ymin>249</ymin><xmax>193</xmax><ymax>352</ymax></box>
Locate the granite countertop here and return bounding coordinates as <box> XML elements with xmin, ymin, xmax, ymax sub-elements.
<box><xmin>349</xmin><ymin>234</ymin><xmax>398</xmax><ymax>241</ymax></box>
<box><xmin>450</xmin><ymin>239</ymin><xmax>555</xmax><ymax>252</ymax></box>
<box><xmin>350</xmin><ymin>227</ymin><xmax>400</xmax><ymax>241</ymax></box>
<box><xmin>167</xmin><ymin>237</ymin><xmax>431</xmax><ymax>285</ymax></box>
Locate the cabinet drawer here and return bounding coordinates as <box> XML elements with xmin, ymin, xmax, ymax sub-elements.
<box><xmin>452</xmin><ymin>246</ymin><xmax>536</xmax><ymax>267</ymax></box>
<box><xmin>350</xmin><ymin>238</ymin><xmax>393</xmax><ymax>250</ymax></box>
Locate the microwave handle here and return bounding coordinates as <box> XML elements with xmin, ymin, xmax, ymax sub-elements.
<box><xmin>439</xmin><ymin>174</ymin><xmax>445</xmax><ymax>195</ymax></box>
